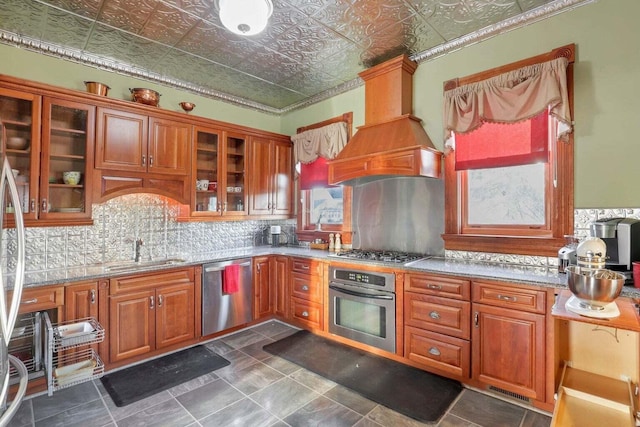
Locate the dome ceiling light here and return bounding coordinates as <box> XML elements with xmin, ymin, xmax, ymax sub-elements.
<box><xmin>217</xmin><ymin>0</ymin><xmax>273</xmax><ymax>36</ymax></box>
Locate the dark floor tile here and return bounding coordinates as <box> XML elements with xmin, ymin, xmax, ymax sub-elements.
<box><xmin>116</xmin><ymin>398</ymin><xmax>194</xmax><ymax>427</ymax></box>
<box><xmin>214</xmin><ymin>349</ymin><xmax>260</xmax><ymax>378</ymax></box>
<box><xmin>199</xmin><ymin>397</ymin><xmax>278</xmax><ymax>427</ymax></box>
<box><xmin>168</xmin><ymin>372</ymin><xmax>219</xmax><ymax>397</ymax></box>
<box><xmin>102</xmin><ymin>388</ymin><xmax>173</xmax><ymax>422</ymax></box>
<box><xmin>261</xmin><ymin>355</ymin><xmax>302</xmax><ymax>375</ymax></box>
<box><xmin>251</xmin><ymin>320</ymin><xmax>299</xmax><ymax>338</ymax></box>
<box><xmin>353</xmin><ymin>418</ymin><xmax>384</xmax><ymax>427</ymax></box>
<box><xmin>34</xmin><ymin>398</ymin><xmax>111</xmax><ymax>427</ymax></box>
<box><xmin>521</xmin><ymin>410</ymin><xmax>551</xmax><ymax>427</ymax></box>
<box><xmin>437</xmin><ymin>413</ymin><xmax>480</xmax><ymax>426</ymax></box>
<box><xmin>290</xmin><ymin>369</ymin><xmax>336</xmax><ymax>394</ymax></box>
<box><xmin>220</xmin><ymin>360</ymin><xmax>284</xmax><ymax>394</ymax></box>
<box><xmin>324</xmin><ymin>384</ymin><xmax>378</xmax><ymax>416</ymax></box>
<box><xmin>222</xmin><ymin>329</ymin><xmax>269</xmax><ymax>349</ymax></box>
<box><xmin>5</xmin><ymin>398</ymin><xmax>33</xmax><ymax>427</ymax></box>
<box><xmin>204</xmin><ymin>338</ymin><xmax>235</xmax><ymax>355</ymax></box>
<box><xmin>284</xmin><ymin>395</ymin><xmax>362</xmax><ymax>427</ymax></box>
<box><xmin>176</xmin><ymin>377</ymin><xmax>244</xmax><ymax>420</ymax></box>
<box><xmin>239</xmin><ymin>337</ymin><xmax>276</xmax><ymax>361</ymax></box>
<box><xmin>31</xmin><ymin>381</ymin><xmax>101</xmax><ymax>421</ymax></box>
<box><xmin>251</xmin><ymin>377</ymin><xmax>319</xmax><ymax>419</ymax></box>
<box><xmin>367</xmin><ymin>405</ymin><xmax>432</xmax><ymax>427</ymax></box>
<box><xmin>448</xmin><ymin>390</ymin><xmax>525</xmax><ymax>427</ymax></box>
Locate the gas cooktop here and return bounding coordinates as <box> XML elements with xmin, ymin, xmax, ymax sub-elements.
<box><xmin>330</xmin><ymin>249</ymin><xmax>428</xmax><ymax>264</ymax></box>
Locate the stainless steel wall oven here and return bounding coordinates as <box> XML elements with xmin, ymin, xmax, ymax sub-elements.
<box><xmin>328</xmin><ymin>266</ymin><xmax>396</xmax><ymax>353</ymax></box>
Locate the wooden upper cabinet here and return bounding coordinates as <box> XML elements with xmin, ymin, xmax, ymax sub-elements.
<box><xmin>95</xmin><ymin>108</ymin><xmax>190</xmax><ymax>176</ymax></box>
<box><xmin>148</xmin><ymin>117</ymin><xmax>190</xmax><ymax>176</ymax></box>
<box><xmin>95</xmin><ymin>107</ymin><xmax>147</xmax><ymax>173</ymax></box>
<box><xmin>248</xmin><ymin>136</ymin><xmax>293</xmax><ymax>216</ymax></box>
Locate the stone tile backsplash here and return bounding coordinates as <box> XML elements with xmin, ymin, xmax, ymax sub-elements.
<box><xmin>446</xmin><ymin>208</ymin><xmax>640</xmax><ymax>267</ymax></box>
<box><xmin>6</xmin><ymin>194</ymin><xmax>296</xmax><ymax>274</ymax></box>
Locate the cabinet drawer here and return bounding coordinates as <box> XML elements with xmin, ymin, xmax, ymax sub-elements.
<box><xmin>404</xmin><ymin>326</ymin><xmax>470</xmax><ymax>379</ymax></box>
<box><xmin>291</xmin><ymin>257</ymin><xmax>321</xmax><ymax>276</ymax></box>
<box><xmin>472</xmin><ymin>281</ymin><xmax>546</xmax><ymax>314</ymax></box>
<box><xmin>290</xmin><ymin>297</ymin><xmax>323</xmax><ymax>330</ymax></box>
<box><xmin>405</xmin><ymin>274</ymin><xmax>470</xmax><ymax>300</ymax></box>
<box><xmin>110</xmin><ymin>268</ymin><xmax>194</xmax><ymax>295</ymax></box>
<box><xmin>18</xmin><ymin>286</ymin><xmax>64</xmax><ymax>313</ymax></box>
<box><xmin>291</xmin><ymin>272</ymin><xmax>322</xmax><ymax>303</ymax></box>
<box><xmin>404</xmin><ymin>293</ymin><xmax>471</xmax><ymax>339</ymax></box>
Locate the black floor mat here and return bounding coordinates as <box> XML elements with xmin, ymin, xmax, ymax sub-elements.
<box><xmin>101</xmin><ymin>345</ymin><xmax>229</xmax><ymax>407</ymax></box>
<box><xmin>263</xmin><ymin>330</ymin><xmax>462</xmax><ymax>424</ymax></box>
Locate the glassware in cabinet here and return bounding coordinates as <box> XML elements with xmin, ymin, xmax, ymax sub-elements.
<box><xmin>224</xmin><ymin>133</ymin><xmax>246</xmax><ymax>214</ymax></box>
<box><xmin>194</xmin><ymin>127</ymin><xmax>220</xmax><ymax>214</ymax></box>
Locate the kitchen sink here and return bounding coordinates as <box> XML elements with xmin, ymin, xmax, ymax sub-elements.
<box><xmin>102</xmin><ymin>258</ymin><xmax>186</xmax><ymax>273</ymax></box>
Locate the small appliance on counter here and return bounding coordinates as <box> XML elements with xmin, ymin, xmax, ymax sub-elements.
<box><xmin>589</xmin><ymin>217</ymin><xmax>640</xmax><ymax>283</ymax></box>
<box><xmin>270</xmin><ymin>225</ymin><xmax>281</xmax><ymax>247</ymax></box>
<box><xmin>557</xmin><ymin>235</ymin><xmax>579</xmax><ymax>273</ymax></box>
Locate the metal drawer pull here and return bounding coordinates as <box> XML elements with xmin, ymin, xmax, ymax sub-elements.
<box><xmin>497</xmin><ymin>294</ymin><xmax>517</xmax><ymax>302</ymax></box>
<box><xmin>302</xmin><ymin>285</ymin><xmax>309</xmax><ymax>291</ymax></box>
<box><xmin>22</xmin><ymin>298</ymin><xmax>38</xmax><ymax>304</ymax></box>
<box><xmin>427</xmin><ymin>284</ymin><xmax>442</xmax><ymax>290</ymax></box>
<box><xmin>301</xmin><ymin>311</ymin><xmax>309</xmax><ymax>317</ymax></box>
<box><xmin>428</xmin><ymin>347</ymin><xmax>441</xmax><ymax>356</ymax></box>
<box><xmin>429</xmin><ymin>311</ymin><xmax>441</xmax><ymax>320</ymax></box>
<box><xmin>299</xmin><ymin>264</ymin><xmax>310</xmax><ymax>270</ymax></box>
<box><xmin>158</xmin><ymin>295</ymin><xmax>163</xmax><ymax>306</ymax></box>
<box><xmin>150</xmin><ymin>296</ymin><xmax>155</xmax><ymax>309</ymax></box>
<box><xmin>90</xmin><ymin>290</ymin><xmax>96</xmax><ymax>304</ymax></box>
<box><xmin>142</xmin><ymin>155</ymin><xmax>146</xmax><ymax>166</ymax></box>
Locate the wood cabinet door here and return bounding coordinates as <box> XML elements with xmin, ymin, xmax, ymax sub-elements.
<box><xmin>253</xmin><ymin>256</ymin><xmax>272</xmax><ymax>318</ymax></box>
<box><xmin>472</xmin><ymin>303</ymin><xmax>545</xmax><ymax>401</ymax></box>
<box><xmin>156</xmin><ymin>282</ymin><xmax>195</xmax><ymax>349</ymax></box>
<box><xmin>272</xmin><ymin>256</ymin><xmax>289</xmax><ymax>318</ymax></box>
<box><xmin>148</xmin><ymin>117</ymin><xmax>191</xmax><ymax>176</ymax></box>
<box><xmin>65</xmin><ymin>281</ymin><xmax>98</xmax><ymax>321</ymax></box>
<box><xmin>95</xmin><ymin>107</ymin><xmax>147</xmax><ymax>173</ymax></box>
<box><xmin>248</xmin><ymin>136</ymin><xmax>272</xmax><ymax>215</ymax></box>
<box><xmin>109</xmin><ymin>289</ymin><xmax>155</xmax><ymax>362</ymax></box>
<box><xmin>271</xmin><ymin>139</ymin><xmax>293</xmax><ymax>215</ymax></box>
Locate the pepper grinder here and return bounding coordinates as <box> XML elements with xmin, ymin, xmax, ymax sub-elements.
<box><xmin>334</xmin><ymin>233</ymin><xmax>341</xmax><ymax>252</ymax></box>
<box><xmin>329</xmin><ymin>233</ymin><xmax>335</xmax><ymax>252</ymax></box>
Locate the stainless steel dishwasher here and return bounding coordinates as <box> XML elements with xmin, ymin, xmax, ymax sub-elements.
<box><xmin>202</xmin><ymin>258</ymin><xmax>253</xmax><ymax>335</ymax></box>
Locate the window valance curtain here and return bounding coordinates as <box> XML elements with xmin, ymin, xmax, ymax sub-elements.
<box><xmin>443</xmin><ymin>56</ymin><xmax>572</xmax><ymax>149</ymax></box>
<box><xmin>291</xmin><ymin>121</ymin><xmax>348</xmax><ymax>164</ymax></box>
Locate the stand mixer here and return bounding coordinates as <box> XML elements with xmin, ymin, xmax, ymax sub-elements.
<box><xmin>564</xmin><ymin>237</ymin><xmax>625</xmax><ymax>318</ymax></box>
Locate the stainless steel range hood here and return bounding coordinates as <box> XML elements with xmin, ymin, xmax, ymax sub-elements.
<box><xmin>328</xmin><ymin>55</ymin><xmax>443</xmax><ymax>185</ymax></box>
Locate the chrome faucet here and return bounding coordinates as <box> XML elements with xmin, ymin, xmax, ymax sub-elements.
<box><xmin>134</xmin><ymin>238</ymin><xmax>144</xmax><ymax>262</ymax></box>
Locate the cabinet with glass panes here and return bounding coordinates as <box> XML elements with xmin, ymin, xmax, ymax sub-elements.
<box><xmin>0</xmin><ymin>86</ymin><xmax>94</xmax><ymax>225</ymax></box>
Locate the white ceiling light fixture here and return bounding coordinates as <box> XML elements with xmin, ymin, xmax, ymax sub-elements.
<box><xmin>218</xmin><ymin>0</ymin><xmax>274</xmax><ymax>36</ymax></box>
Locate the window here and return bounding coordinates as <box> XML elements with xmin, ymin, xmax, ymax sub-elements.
<box><xmin>442</xmin><ymin>45</ymin><xmax>575</xmax><ymax>257</ymax></box>
<box><xmin>293</xmin><ymin>113</ymin><xmax>353</xmax><ymax>243</ymax></box>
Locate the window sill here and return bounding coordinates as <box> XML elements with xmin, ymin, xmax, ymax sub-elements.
<box><xmin>442</xmin><ymin>234</ymin><xmax>566</xmax><ymax>258</ymax></box>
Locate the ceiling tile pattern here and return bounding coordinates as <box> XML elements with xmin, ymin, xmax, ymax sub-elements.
<box><xmin>0</xmin><ymin>0</ymin><xmax>592</xmax><ymax>113</ymax></box>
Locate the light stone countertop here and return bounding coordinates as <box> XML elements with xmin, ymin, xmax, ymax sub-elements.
<box><xmin>13</xmin><ymin>245</ymin><xmax>640</xmax><ymax>299</ymax></box>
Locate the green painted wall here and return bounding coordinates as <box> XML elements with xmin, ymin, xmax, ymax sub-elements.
<box><xmin>3</xmin><ymin>0</ymin><xmax>638</xmax><ymax>209</ymax></box>
<box><xmin>2</xmin><ymin>44</ymin><xmax>282</xmax><ymax>133</ymax></box>
<box><xmin>282</xmin><ymin>0</ymin><xmax>638</xmax><ymax>209</ymax></box>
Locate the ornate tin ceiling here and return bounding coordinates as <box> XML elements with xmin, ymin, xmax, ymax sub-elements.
<box><xmin>0</xmin><ymin>0</ymin><xmax>591</xmax><ymax>114</ymax></box>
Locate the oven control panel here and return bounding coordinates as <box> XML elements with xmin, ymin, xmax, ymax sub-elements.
<box><xmin>331</xmin><ymin>268</ymin><xmax>395</xmax><ymax>290</ymax></box>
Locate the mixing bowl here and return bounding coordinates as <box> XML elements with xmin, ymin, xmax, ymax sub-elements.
<box><xmin>130</xmin><ymin>88</ymin><xmax>161</xmax><ymax>106</ymax></box>
<box><xmin>63</xmin><ymin>171</ymin><xmax>81</xmax><ymax>185</ymax></box>
<box><xmin>84</xmin><ymin>81</ymin><xmax>110</xmax><ymax>96</ymax></box>
<box><xmin>565</xmin><ymin>265</ymin><xmax>625</xmax><ymax>308</ymax></box>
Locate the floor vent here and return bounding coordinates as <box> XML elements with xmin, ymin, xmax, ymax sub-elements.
<box><xmin>488</xmin><ymin>386</ymin><xmax>531</xmax><ymax>403</ymax></box>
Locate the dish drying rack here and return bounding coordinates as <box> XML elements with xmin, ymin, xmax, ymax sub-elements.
<box><xmin>43</xmin><ymin>312</ymin><xmax>105</xmax><ymax>395</ymax></box>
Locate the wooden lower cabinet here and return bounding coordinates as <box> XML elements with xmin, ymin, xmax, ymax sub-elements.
<box><xmin>471</xmin><ymin>280</ymin><xmax>547</xmax><ymax>401</ymax></box>
<box><xmin>108</xmin><ymin>268</ymin><xmax>195</xmax><ymax>363</ymax></box>
<box><xmin>405</xmin><ymin>326</ymin><xmax>470</xmax><ymax>378</ymax></box>
<box><xmin>65</xmin><ymin>281</ymin><xmax>100</xmax><ymax>321</ymax></box>
<box><xmin>288</xmin><ymin>257</ymin><xmax>324</xmax><ymax>331</ymax></box>
<box><xmin>253</xmin><ymin>255</ymin><xmax>289</xmax><ymax>319</ymax></box>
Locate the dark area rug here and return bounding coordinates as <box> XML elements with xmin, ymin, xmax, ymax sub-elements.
<box><xmin>101</xmin><ymin>345</ymin><xmax>229</xmax><ymax>407</ymax></box>
<box><xmin>263</xmin><ymin>330</ymin><xmax>462</xmax><ymax>424</ymax></box>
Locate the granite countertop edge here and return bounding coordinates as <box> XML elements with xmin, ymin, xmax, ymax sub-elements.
<box><xmin>14</xmin><ymin>246</ymin><xmax>640</xmax><ymax>299</ymax></box>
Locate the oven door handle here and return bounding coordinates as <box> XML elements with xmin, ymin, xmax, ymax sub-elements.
<box><xmin>329</xmin><ymin>284</ymin><xmax>394</xmax><ymax>300</ymax></box>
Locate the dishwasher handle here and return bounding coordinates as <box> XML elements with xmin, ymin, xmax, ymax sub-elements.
<box><xmin>204</xmin><ymin>261</ymin><xmax>251</xmax><ymax>273</ymax></box>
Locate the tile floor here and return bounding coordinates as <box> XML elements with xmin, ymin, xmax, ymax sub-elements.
<box><xmin>9</xmin><ymin>321</ymin><xmax>552</xmax><ymax>426</ymax></box>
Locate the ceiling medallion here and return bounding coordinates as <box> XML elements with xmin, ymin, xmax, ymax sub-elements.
<box><xmin>218</xmin><ymin>0</ymin><xmax>273</xmax><ymax>36</ymax></box>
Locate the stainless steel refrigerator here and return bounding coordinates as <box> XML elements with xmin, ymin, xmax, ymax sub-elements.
<box><xmin>0</xmin><ymin>123</ymin><xmax>28</xmax><ymax>426</ymax></box>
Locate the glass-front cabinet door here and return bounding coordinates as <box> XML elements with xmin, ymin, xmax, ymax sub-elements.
<box><xmin>193</xmin><ymin>126</ymin><xmax>220</xmax><ymax>215</ymax></box>
<box><xmin>0</xmin><ymin>88</ymin><xmax>41</xmax><ymax>221</ymax></box>
<box><xmin>39</xmin><ymin>97</ymin><xmax>94</xmax><ymax>221</ymax></box>
<box><xmin>223</xmin><ymin>132</ymin><xmax>247</xmax><ymax>216</ymax></box>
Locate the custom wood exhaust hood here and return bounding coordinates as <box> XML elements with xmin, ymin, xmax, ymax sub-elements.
<box><xmin>328</xmin><ymin>54</ymin><xmax>443</xmax><ymax>185</ymax></box>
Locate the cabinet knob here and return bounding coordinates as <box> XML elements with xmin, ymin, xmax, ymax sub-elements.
<box><xmin>427</xmin><ymin>284</ymin><xmax>442</xmax><ymax>290</ymax></box>
<box><xmin>142</xmin><ymin>155</ymin><xmax>146</xmax><ymax>166</ymax></box>
<box><xmin>428</xmin><ymin>347</ymin><xmax>441</xmax><ymax>356</ymax></box>
<box><xmin>150</xmin><ymin>295</ymin><xmax>155</xmax><ymax>309</ymax></box>
<box><xmin>158</xmin><ymin>295</ymin><xmax>163</xmax><ymax>306</ymax></box>
<box><xmin>149</xmin><ymin>155</ymin><xmax>154</xmax><ymax>166</ymax></box>
<box><xmin>90</xmin><ymin>289</ymin><xmax>96</xmax><ymax>304</ymax></box>
<box><xmin>301</xmin><ymin>311</ymin><xmax>309</xmax><ymax>317</ymax></box>
<box><xmin>429</xmin><ymin>311</ymin><xmax>441</xmax><ymax>320</ymax></box>
<box><xmin>22</xmin><ymin>298</ymin><xmax>38</xmax><ymax>305</ymax></box>
<box><xmin>474</xmin><ymin>312</ymin><xmax>479</xmax><ymax>327</ymax></box>
<box><xmin>302</xmin><ymin>285</ymin><xmax>309</xmax><ymax>291</ymax></box>
<box><xmin>497</xmin><ymin>294</ymin><xmax>517</xmax><ymax>303</ymax></box>
<box><xmin>41</xmin><ymin>198</ymin><xmax>48</xmax><ymax>213</ymax></box>
<box><xmin>30</xmin><ymin>199</ymin><xmax>36</xmax><ymax>212</ymax></box>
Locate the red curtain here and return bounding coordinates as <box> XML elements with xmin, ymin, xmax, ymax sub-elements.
<box><xmin>454</xmin><ymin>112</ymin><xmax>548</xmax><ymax>171</ymax></box>
<box><xmin>300</xmin><ymin>157</ymin><xmax>331</xmax><ymax>190</ymax></box>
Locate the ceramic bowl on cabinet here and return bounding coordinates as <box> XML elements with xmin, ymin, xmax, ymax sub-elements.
<box><xmin>62</xmin><ymin>171</ymin><xmax>81</xmax><ymax>185</ymax></box>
